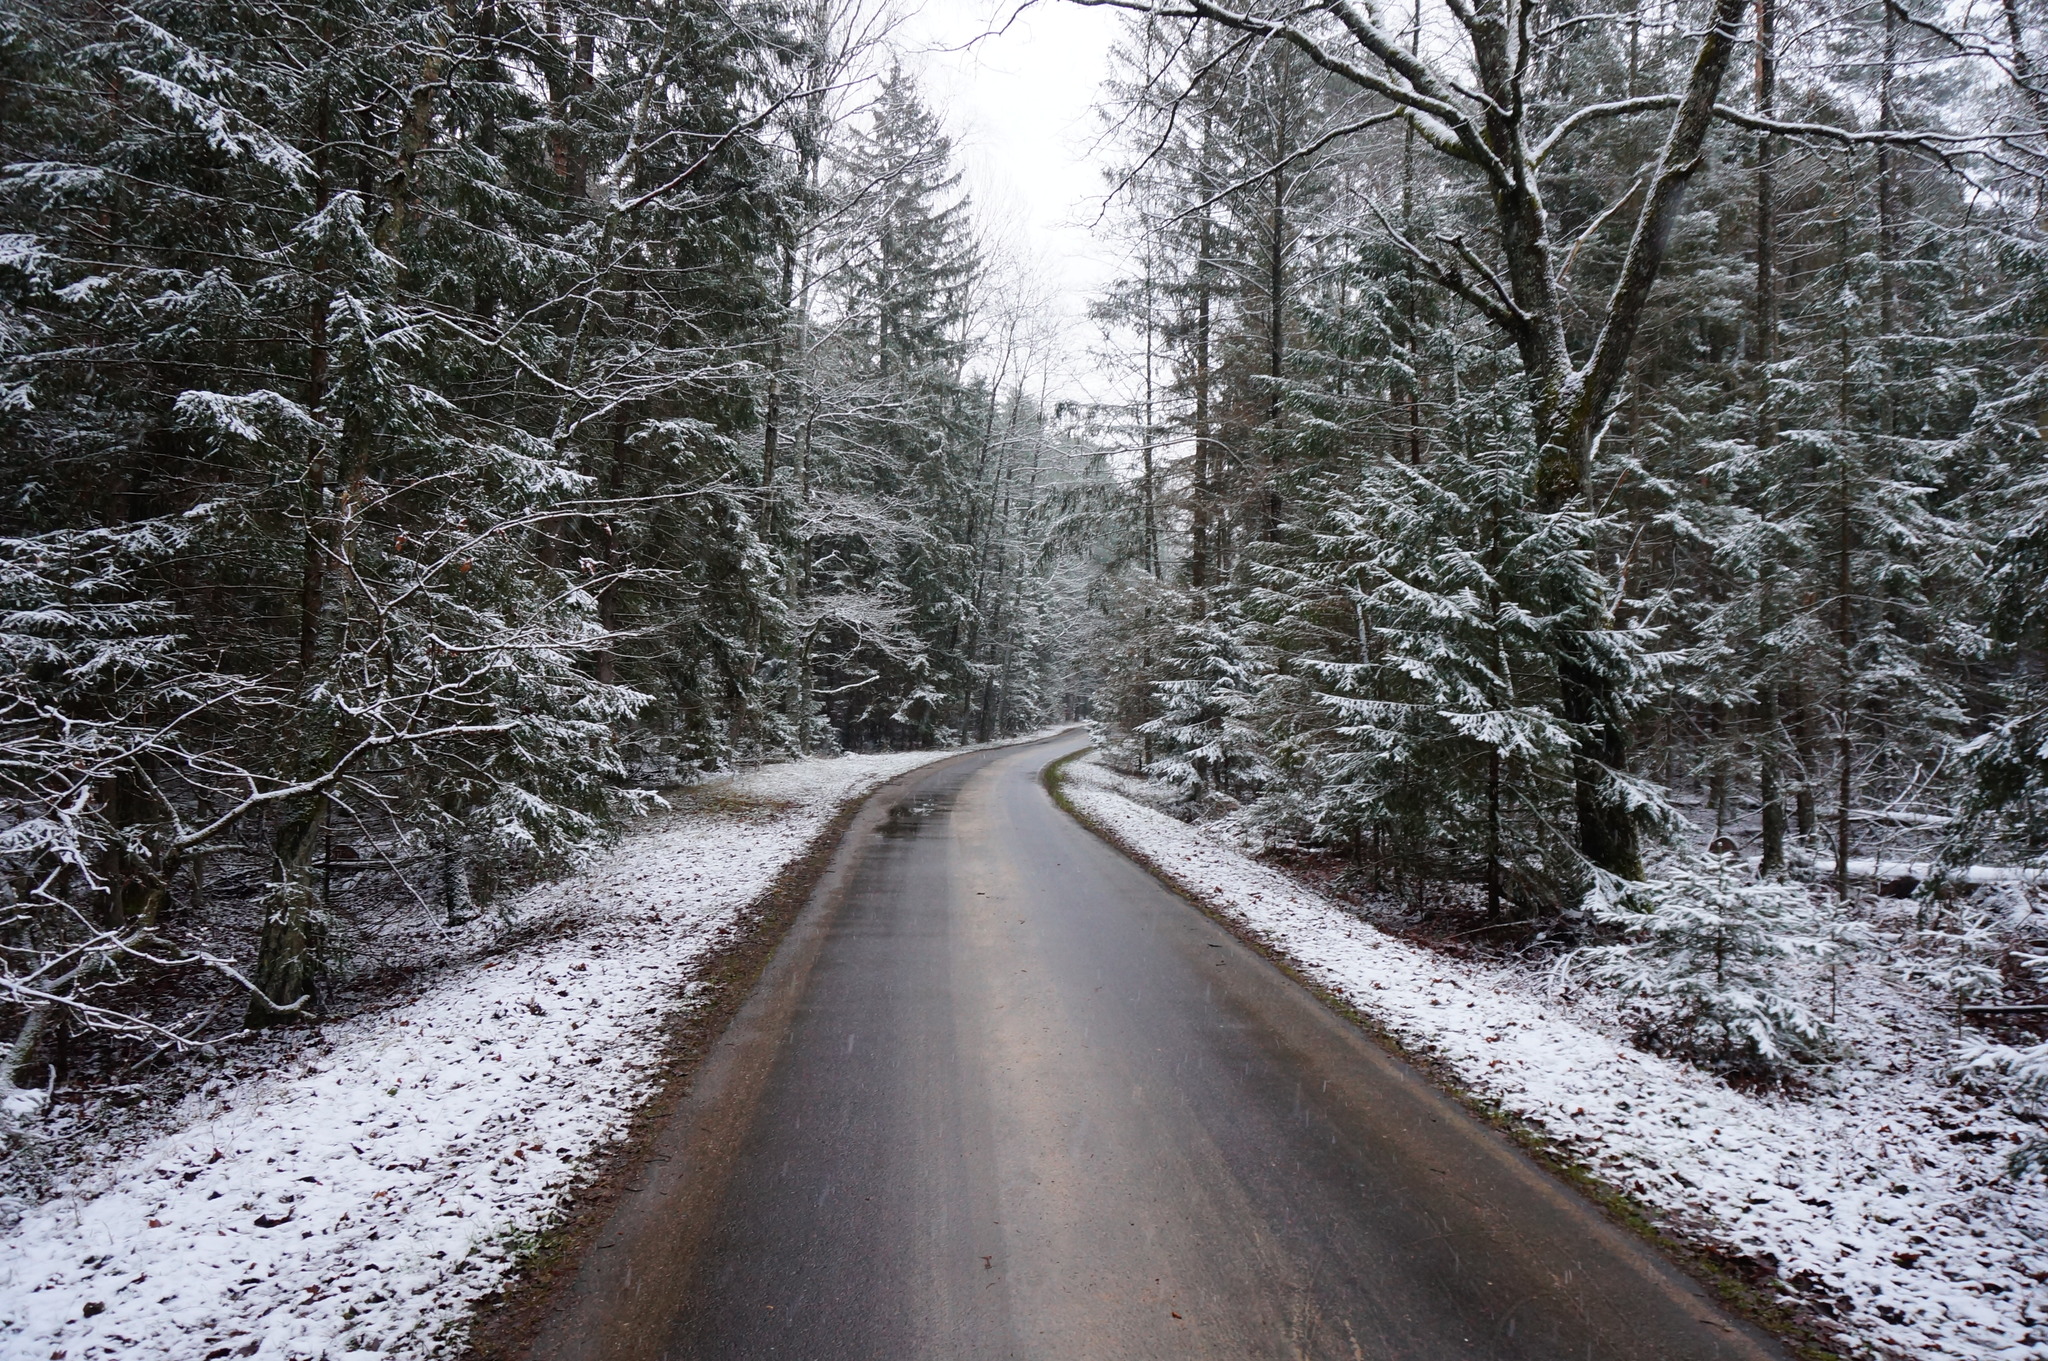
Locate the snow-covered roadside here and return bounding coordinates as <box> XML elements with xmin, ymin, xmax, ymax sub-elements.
<box><xmin>0</xmin><ymin>739</ymin><xmax>1052</xmax><ymax>1361</ymax></box>
<box><xmin>1060</xmin><ymin>754</ymin><xmax>2048</xmax><ymax>1361</ymax></box>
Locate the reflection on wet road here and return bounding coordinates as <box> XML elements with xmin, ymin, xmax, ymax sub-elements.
<box><xmin>527</xmin><ymin>733</ymin><xmax>1784</xmax><ymax>1361</ymax></box>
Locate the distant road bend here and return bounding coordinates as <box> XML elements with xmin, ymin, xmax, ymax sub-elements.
<box><xmin>526</xmin><ymin>731</ymin><xmax>1783</xmax><ymax>1360</ymax></box>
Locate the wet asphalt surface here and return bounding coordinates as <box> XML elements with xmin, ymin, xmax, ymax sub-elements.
<box><xmin>525</xmin><ymin>732</ymin><xmax>1784</xmax><ymax>1361</ymax></box>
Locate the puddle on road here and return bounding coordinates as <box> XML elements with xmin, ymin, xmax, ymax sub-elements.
<box><xmin>879</xmin><ymin>794</ymin><xmax>954</xmax><ymax>838</ymax></box>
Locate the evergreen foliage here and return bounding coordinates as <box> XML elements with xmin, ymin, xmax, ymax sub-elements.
<box><xmin>1570</xmin><ymin>858</ymin><xmax>1851</xmax><ymax>1077</ymax></box>
<box><xmin>1078</xmin><ymin>0</ymin><xmax>2048</xmax><ymax>1084</ymax></box>
<box><xmin>0</xmin><ymin>1</ymin><xmax>1103</xmax><ymax>1082</ymax></box>
<box><xmin>1137</xmin><ymin>603</ymin><xmax>1271</xmax><ymax>805</ymax></box>
<box><xmin>1083</xmin><ymin>0</ymin><xmax>2048</xmax><ymax>901</ymax></box>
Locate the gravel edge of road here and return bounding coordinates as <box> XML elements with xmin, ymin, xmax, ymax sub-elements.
<box><xmin>1040</xmin><ymin>746</ymin><xmax>1849</xmax><ymax>1361</ymax></box>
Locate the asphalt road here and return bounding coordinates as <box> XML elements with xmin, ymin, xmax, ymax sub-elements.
<box><xmin>526</xmin><ymin>731</ymin><xmax>1783</xmax><ymax>1361</ymax></box>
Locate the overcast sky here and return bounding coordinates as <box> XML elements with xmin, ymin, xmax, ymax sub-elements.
<box><xmin>892</xmin><ymin>0</ymin><xmax>1129</xmax><ymax>402</ymax></box>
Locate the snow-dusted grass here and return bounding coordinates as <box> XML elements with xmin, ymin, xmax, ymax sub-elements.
<box><xmin>1061</xmin><ymin>754</ymin><xmax>2048</xmax><ymax>1361</ymax></box>
<box><xmin>0</xmin><ymin>742</ymin><xmax>1033</xmax><ymax>1360</ymax></box>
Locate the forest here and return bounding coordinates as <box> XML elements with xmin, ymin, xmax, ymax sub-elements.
<box><xmin>4</xmin><ymin>0</ymin><xmax>2048</xmax><ymax>1122</ymax></box>
<box><xmin>0</xmin><ymin>0</ymin><xmax>1113</xmax><ymax>1082</ymax></box>
<box><xmin>1076</xmin><ymin>0</ymin><xmax>2048</xmax><ymax>1028</ymax></box>
<box><xmin>12</xmin><ymin>0</ymin><xmax>2048</xmax><ymax>1354</ymax></box>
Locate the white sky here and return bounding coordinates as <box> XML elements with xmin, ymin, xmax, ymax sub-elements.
<box><xmin>893</xmin><ymin>0</ymin><xmax>1130</xmax><ymax>403</ymax></box>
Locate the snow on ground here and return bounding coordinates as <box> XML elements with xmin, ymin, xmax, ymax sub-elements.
<box><xmin>1061</xmin><ymin>754</ymin><xmax>2048</xmax><ymax>1361</ymax></box>
<box><xmin>0</xmin><ymin>741</ymin><xmax>1042</xmax><ymax>1361</ymax></box>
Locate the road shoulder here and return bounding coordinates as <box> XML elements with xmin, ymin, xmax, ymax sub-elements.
<box><xmin>0</xmin><ymin>744</ymin><xmax>1055</xmax><ymax>1361</ymax></box>
<box><xmin>1046</xmin><ymin>747</ymin><xmax>2042</xmax><ymax>1361</ymax></box>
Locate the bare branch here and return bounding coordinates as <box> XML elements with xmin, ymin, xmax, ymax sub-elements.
<box><xmin>1533</xmin><ymin>94</ymin><xmax>1681</xmax><ymax>164</ymax></box>
<box><xmin>1710</xmin><ymin>102</ymin><xmax>1987</xmax><ymax>150</ymax></box>
<box><xmin>1167</xmin><ymin>108</ymin><xmax>1402</xmax><ymax>220</ymax></box>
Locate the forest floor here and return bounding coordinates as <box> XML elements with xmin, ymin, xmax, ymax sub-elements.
<box><xmin>1059</xmin><ymin>754</ymin><xmax>2048</xmax><ymax>1361</ymax></box>
<box><xmin>0</xmin><ymin>740</ymin><xmax>1052</xmax><ymax>1361</ymax></box>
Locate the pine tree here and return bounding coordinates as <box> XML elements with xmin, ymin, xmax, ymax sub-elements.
<box><xmin>1572</xmin><ymin>856</ymin><xmax>1850</xmax><ymax>1077</ymax></box>
<box><xmin>1138</xmin><ymin>601</ymin><xmax>1272</xmax><ymax>806</ymax></box>
<box><xmin>804</xmin><ymin>66</ymin><xmax>984</xmax><ymax>745</ymax></box>
<box><xmin>0</xmin><ymin>0</ymin><xmax>802</xmax><ymax>1044</ymax></box>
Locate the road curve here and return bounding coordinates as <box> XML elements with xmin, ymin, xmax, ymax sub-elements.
<box><xmin>524</xmin><ymin>731</ymin><xmax>1783</xmax><ymax>1361</ymax></box>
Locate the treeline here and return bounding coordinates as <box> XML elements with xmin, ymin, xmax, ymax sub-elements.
<box><xmin>0</xmin><ymin>0</ymin><xmax>1097</xmax><ymax>1079</ymax></box>
<box><xmin>1082</xmin><ymin>0</ymin><xmax>2048</xmax><ymax>918</ymax></box>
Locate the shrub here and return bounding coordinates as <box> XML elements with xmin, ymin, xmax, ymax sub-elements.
<box><xmin>1570</xmin><ymin>859</ymin><xmax>1854</xmax><ymax>1078</ymax></box>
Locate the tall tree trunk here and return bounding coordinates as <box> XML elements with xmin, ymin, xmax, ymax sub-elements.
<box><xmin>375</xmin><ymin>0</ymin><xmax>456</xmax><ymax>251</ymax></box>
<box><xmin>1877</xmin><ymin>0</ymin><xmax>1900</xmax><ymax>439</ymax></box>
<box><xmin>268</xmin><ymin>91</ymin><xmax>341</xmax><ymax>1026</ymax></box>
<box><xmin>2001</xmin><ymin>0</ymin><xmax>2048</xmax><ymax>184</ymax></box>
<box><xmin>1142</xmin><ymin>255</ymin><xmax>1161</xmax><ymax>578</ymax></box>
<box><xmin>1795</xmin><ymin>683</ymin><xmax>1819</xmax><ymax>836</ymax></box>
<box><xmin>1759</xmin><ymin>686</ymin><xmax>1787</xmax><ymax>871</ymax></box>
<box><xmin>1264</xmin><ymin>90</ymin><xmax>1288</xmax><ymax>539</ymax></box>
<box><xmin>1400</xmin><ymin>120</ymin><xmax>1423</xmax><ymax>465</ymax></box>
<box><xmin>247</xmin><ymin>797</ymin><xmax>328</xmax><ymax>1026</ymax></box>
<box><xmin>1402</xmin><ymin>0</ymin><xmax>1423</xmax><ymax>465</ymax></box>
<box><xmin>1557</xmin><ymin>655</ymin><xmax>1645</xmax><ymax>880</ymax></box>
<box><xmin>1708</xmin><ymin>705</ymin><xmax>1730</xmax><ymax>832</ymax></box>
<box><xmin>1488</xmin><ymin>747</ymin><xmax>1502</xmax><ymax>914</ymax></box>
<box><xmin>300</xmin><ymin>88</ymin><xmax>334</xmax><ymax>676</ymax></box>
<box><xmin>1191</xmin><ymin>208</ymin><xmax>1214</xmax><ymax>595</ymax></box>
<box><xmin>1754</xmin><ymin>0</ymin><xmax>1787</xmax><ymax>872</ymax></box>
<box><xmin>441</xmin><ymin>830</ymin><xmax>473</xmax><ymax>926</ymax></box>
<box><xmin>763</xmin><ymin>196</ymin><xmax>803</xmax><ymax>543</ymax></box>
<box><xmin>1834</xmin><ymin>238</ymin><xmax>1857</xmax><ymax>898</ymax></box>
<box><xmin>1531</xmin><ymin>0</ymin><xmax>1751</xmax><ymax>884</ymax></box>
<box><xmin>593</xmin><ymin>417</ymin><xmax>629</xmax><ymax>685</ymax></box>
<box><xmin>1835</xmin><ymin>454</ymin><xmax>1855</xmax><ymax>898</ymax></box>
<box><xmin>96</xmin><ymin>769</ymin><xmax>172</xmax><ymax>932</ymax></box>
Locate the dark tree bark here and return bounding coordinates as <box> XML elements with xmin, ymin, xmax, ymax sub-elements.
<box><xmin>1754</xmin><ymin>0</ymin><xmax>1787</xmax><ymax>873</ymax></box>
<box><xmin>1191</xmin><ymin>208</ymin><xmax>1215</xmax><ymax>594</ymax></box>
<box><xmin>247</xmin><ymin>798</ymin><xmax>328</xmax><ymax>1027</ymax></box>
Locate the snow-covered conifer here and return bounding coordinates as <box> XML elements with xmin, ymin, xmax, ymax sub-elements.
<box><xmin>1138</xmin><ymin>602</ymin><xmax>1272</xmax><ymax>806</ymax></box>
<box><xmin>1572</xmin><ymin>858</ymin><xmax>1849</xmax><ymax>1076</ymax></box>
